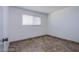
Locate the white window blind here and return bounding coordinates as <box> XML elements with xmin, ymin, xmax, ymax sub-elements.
<box><xmin>22</xmin><ymin>14</ymin><xmax>41</xmax><ymax>25</ymax></box>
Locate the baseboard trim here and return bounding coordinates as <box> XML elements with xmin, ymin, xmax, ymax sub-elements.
<box><xmin>10</xmin><ymin>34</ymin><xmax>79</xmax><ymax>44</ymax></box>
<box><xmin>47</xmin><ymin>35</ymin><xmax>79</xmax><ymax>44</ymax></box>
<box><xmin>10</xmin><ymin>35</ymin><xmax>48</xmax><ymax>43</ymax></box>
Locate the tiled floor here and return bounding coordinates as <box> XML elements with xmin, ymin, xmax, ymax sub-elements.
<box><xmin>8</xmin><ymin>35</ymin><xmax>79</xmax><ymax>52</ymax></box>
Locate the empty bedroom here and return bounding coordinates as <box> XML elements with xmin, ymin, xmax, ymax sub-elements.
<box><xmin>0</xmin><ymin>6</ymin><xmax>79</xmax><ymax>52</ymax></box>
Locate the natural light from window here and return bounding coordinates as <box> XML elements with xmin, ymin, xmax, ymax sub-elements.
<box><xmin>22</xmin><ymin>14</ymin><xmax>41</xmax><ymax>25</ymax></box>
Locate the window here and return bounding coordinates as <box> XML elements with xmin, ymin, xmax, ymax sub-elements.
<box><xmin>22</xmin><ymin>14</ymin><xmax>41</xmax><ymax>25</ymax></box>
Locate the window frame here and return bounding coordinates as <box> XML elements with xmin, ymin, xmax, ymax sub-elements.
<box><xmin>22</xmin><ymin>14</ymin><xmax>41</xmax><ymax>26</ymax></box>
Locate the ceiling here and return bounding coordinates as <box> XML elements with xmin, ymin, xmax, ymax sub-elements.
<box><xmin>17</xmin><ymin>6</ymin><xmax>69</xmax><ymax>14</ymax></box>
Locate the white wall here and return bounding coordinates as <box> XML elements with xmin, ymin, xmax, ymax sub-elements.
<box><xmin>3</xmin><ymin>6</ymin><xmax>8</xmax><ymax>39</ymax></box>
<box><xmin>8</xmin><ymin>7</ymin><xmax>48</xmax><ymax>42</ymax></box>
<box><xmin>0</xmin><ymin>6</ymin><xmax>9</xmax><ymax>52</ymax></box>
<box><xmin>0</xmin><ymin>7</ymin><xmax>4</xmax><ymax>52</ymax></box>
<box><xmin>8</xmin><ymin>6</ymin><xmax>79</xmax><ymax>42</ymax></box>
<box><xmin>3</xmin><ymin>6</ymin><xmax>9</xmax><ymax>52</ymax></box>
<box><xmin>0</xmin><ymin>7</ymin><xmax>3</xmax><ymax>40</ymax></box>
<box><xmin>48</xmin><ymin>7</ymin><xmax>79</xmax><ymax>42</ymax></box>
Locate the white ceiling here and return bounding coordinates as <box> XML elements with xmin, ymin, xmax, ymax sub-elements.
<box><xmin>17</xmin><ymin>6</ymin><xmax>69</xmax><ymax>14</ymax></box>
